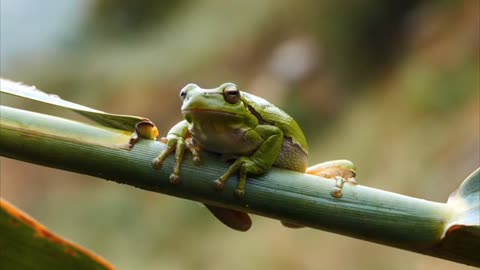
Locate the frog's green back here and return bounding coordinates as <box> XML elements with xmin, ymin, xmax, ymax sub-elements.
<box><xmin>241</xmin><ymin>92</ymin><xmax>309</xmax><ymax>153</ymax></box>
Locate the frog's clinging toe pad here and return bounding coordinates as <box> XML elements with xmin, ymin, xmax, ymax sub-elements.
<box><xmin>192</xmin><ymin>156</ymin><xmax>201</xmax><ymax>165</ymax></box>
<box><xmin>331</xmin><ymin>187</ymin><xmax>343</xmax><ymax>198</ymax></box>
<box><xmin>169</xmin><ymin>174</ymin><xmax>181</xmax><ymax>184</ymax></box>
<box><xmin>213</xmin><ymin>179</ymin><xmax>225</xmax><ymax>191</ymax></box>
<box><xmin>234</xmin><ymin>189</ymin><xmax>245</xmax><ymax>198</ymax></box>
<box><xmin>151</xmin><ymin>159</ymin><xmax>163</xmax><ymax>169</ymax></box>
<box><xmin>329</xmin><ymin>175</ymin><xmax>357</xmax><ymax>198</ymax></box>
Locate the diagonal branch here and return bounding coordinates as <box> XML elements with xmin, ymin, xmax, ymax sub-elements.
<box><xmin>0</xmin><ymin>105</ymin><xmax>478</xmax><ymax>267</ymax></box>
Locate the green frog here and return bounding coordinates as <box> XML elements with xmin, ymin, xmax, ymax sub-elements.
<box><xmin>152</xmin><ymin>83</ymin><xmax>356</xmax><ymax>231</ymax></box>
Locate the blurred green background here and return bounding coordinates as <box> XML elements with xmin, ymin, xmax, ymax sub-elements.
<box><xmin>1</xmin><ymin>0</ymin><xmax>479</xmax><ymax>269</ymax></box>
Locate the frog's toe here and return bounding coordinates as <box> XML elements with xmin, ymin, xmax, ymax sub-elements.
<box><xmin>330</xmin><ymin>176</ymin><xmax>348</xmax><ymax>198</ymax></box>
<box><xmin>234</xmin><ymin>188</ymin><xmax>245</xmax><ymax>198</ymax></box>
<box><xmin>213</xmin><ymin>179</ymin><xmax>225</xmax><ymax>191</ymax></box>
<box><xmin>169</xmin><ymin>173</ymin><xmax>181</xmax><ymax>184</ymax></box>
<box><xmin>330</xmin><ymin>187</ymin><xmax>343</xmax><ymax>198</ymax></box>
<box><xmin>192</xmin><ymin>156</ymin><xmax>201</xmax><ymax>165</ymax></box>
<box><xmin>151</xmin><ymin>158</ymin><xmax>163</xmax><ymax>169</ymax></box>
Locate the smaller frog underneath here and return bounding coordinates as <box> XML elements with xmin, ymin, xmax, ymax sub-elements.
<box><xmin>152</xmin><ymin>83</ymin><xmax>356</xmax><ymax>200</ymax></box>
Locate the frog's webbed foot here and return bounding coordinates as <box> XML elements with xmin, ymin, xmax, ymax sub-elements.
<box><xmin>152</xmin><ymin>135</ymin><xmax>201</xmax><ymax>184</ymax></box>
<box><xmin>214</xmin><ymin>157</ymin><xmax>264</xmax><ymax>198</ymax></box>
<box><xmin>306</xmin><ymin>159</ymin><xmax>357</xmax><ymax>198</ymax></box>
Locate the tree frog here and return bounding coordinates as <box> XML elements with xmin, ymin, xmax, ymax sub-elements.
<box><xmin>152</xmin><ymin>83</ymin><xmax>356</xmax><ymax>231</ymax></box>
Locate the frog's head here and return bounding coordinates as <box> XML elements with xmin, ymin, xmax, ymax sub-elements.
<box><xmin>180</xmin><ymin>83</ymin><xmax>257</xmax><ymax>125</ymax></box>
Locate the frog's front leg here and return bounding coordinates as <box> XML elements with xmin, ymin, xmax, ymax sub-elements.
<box><xmin>306</xmin><ymin>160</ymin><xmax>357</xmax><ymax>198</ymax></box>
<box><xmin>151</xmin><ymin>120</ymin><xmax>200</xmax><ymax>184</ymax></box>
<box><xmin>214</xmin><ymin>125</ymin><xmax>283</xmax><ymax>198</ymax></box>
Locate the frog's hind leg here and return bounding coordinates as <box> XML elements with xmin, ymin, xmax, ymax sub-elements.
<box><xmin>306</xmin><ymin>159</ymin><xmax>357</xmax><ymax>198</ymax></box>
<box><xmin>214</xmin><ymin>125</ymin><xmax>284</xmax><ymax>198</ymax></box>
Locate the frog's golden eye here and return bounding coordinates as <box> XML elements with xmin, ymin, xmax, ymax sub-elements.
<box><xmin>223</xmin><ymin>84</ymin><xmax>240</xmax><ymax>104</ymax></box>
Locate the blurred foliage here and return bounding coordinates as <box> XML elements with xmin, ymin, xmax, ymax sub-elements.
<box><xmin>0</xmin><ymin>199</ymin><xmax>114</xmax><ymax>270</ymax></box>
<box><xmin>86</xmin><ymin>0</ymin><xmax>185</xmax><ymax>38</ymax></box>
<box><xmin>309</xmin><ymin>0</ymin><xmax>422</xmax><ymax>84</ymax></box>
<box><xmin>1</xmin><ymin>0</ymin><xmax>478</xmax><ymax>269</ymax></box>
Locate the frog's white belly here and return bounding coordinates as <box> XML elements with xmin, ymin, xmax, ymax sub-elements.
<box><xmin>190</xmin><ymin>124</ymin><xmax>261</xmax><ymax>155</ymax></box>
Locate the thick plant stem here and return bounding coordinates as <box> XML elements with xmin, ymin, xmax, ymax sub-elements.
<box><xmin>0</xmin><ymin>105</ymin><xmax>478</xmax><ymax>266</ymax></box>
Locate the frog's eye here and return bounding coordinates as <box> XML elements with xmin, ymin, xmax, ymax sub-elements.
<box><xmin>179</xmin><ymin>83</ymin><xmax>197</xmax><ymax>101</ymax></box>
<box><xmin>179</xmin><ymin>89</ymin><xmax>188</xmax><ymax>101</ymax></box>
<box><xmin>223</xmin><ymin>84</ymin><xmax>240</xmax><ymax>104</ymax></box>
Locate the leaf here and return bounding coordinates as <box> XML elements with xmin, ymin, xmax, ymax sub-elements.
<box><xmin>0</xmin><ymin>79</ymin><xmax>158</xmax><ymax>138</ymax></box>
<box><xmin>446</xmin><ymin>168</ymin><xmax>480</xmax><ymax>228</ymax></box>
<box><xmin>0</xmin><ymin>198</ymin><xmax>115</xmax><ymax>270</ymax></box>
<box><xmin>426</xmin><ymin>168</ymin><xmax>480</xmax><ymax>265</ymax></box>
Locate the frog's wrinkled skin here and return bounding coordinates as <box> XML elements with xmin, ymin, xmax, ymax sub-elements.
<box><xmin>152</xmin><ymin>83</ymin><xmax>356</xmax><ymax>231</ymax></box>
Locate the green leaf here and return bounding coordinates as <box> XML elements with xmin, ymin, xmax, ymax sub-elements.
<box><xmin>424</xmin><ymin>168</ymin><xmax>480</xmax><ymax>265</ymax></box>
<box><xmin>0</xmin><ymin>78</ymin><xmax>155</xmax><ymax>133</ymax></box>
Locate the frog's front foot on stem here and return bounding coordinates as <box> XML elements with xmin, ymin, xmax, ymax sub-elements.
<box><xmin>151</xmin><ymin>137</ymin><xmax>176</xmax><ymax>169</ymax></box>
<box><xmin>152</xmin><ymin>135</ymin><xmax>201</xmax><ymax>185</ymax></box>
<box><xmin>213</xmin><ymin>179</ymin><xmax>225</xmax><ymax>191</ymax></box>
<box><xmin>151</xmin><ymin>157</ymin><xmax>164</xmax><ymax>169</ymax></box>
<box><xmin>169</xmin><ymin>173</ymin><xmax>181</xmax><ymax>184</ymax></box>
<box><xmin>234</xmin><ymin>189</ymin><xmax>245</xmax><ymax>198</ymax></box>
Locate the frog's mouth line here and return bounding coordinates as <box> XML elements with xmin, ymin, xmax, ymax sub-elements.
<box><xmin>182</xmin><ymin>109</ymin><xmax>239</xmax><ymax>116</ymax></box>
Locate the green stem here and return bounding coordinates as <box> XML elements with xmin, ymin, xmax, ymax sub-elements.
<box><xmin>0</xmin><ymin>105</ymin><xmax>477</xmax><ymax>266</ymax></box>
